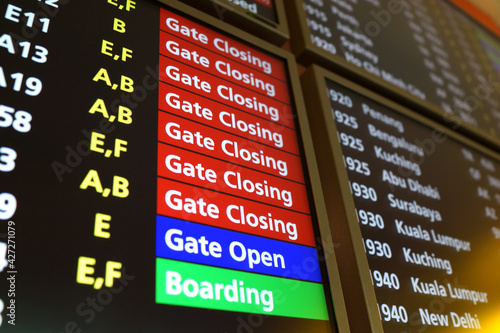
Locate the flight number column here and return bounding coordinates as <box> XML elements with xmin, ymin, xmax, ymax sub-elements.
<box><xmin>1</xmin><ymin>1</ymin><xmax>51</xmax><ymax>326</ymax></box>
<box><xmin>302</xmin><ymin>0</ymin><xmax>336</xmax><ymax>54</ymax></box>
<box><xmin>1</xmin><ymin>3</ymin><xmax>45</xmax><ymax>224</ymax></box>
<box><xmin>327</xmin><ymin>84</ymin><xmax>410</xmax><ymax>326</ymax></box>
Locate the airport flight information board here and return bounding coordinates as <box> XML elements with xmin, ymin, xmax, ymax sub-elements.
<box><xmin>303</xmin><ymin>66</ymin><xmax>500</xmax><ymax>332</ymax></box>
<box><xmin>294</xmin><ymin>0</ymin><xmax>500</xmax><ymax>145</ymax></box>
<box><xmin>0</xmin><ymin>1</ymin><xmax>335</xmax><ymax>331</ymax></box>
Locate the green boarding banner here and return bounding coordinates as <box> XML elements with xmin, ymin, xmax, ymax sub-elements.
<box><xmin>156</xmin><ymin>258</ymin><xmax>329</xmax><ymax>320</ymax></box>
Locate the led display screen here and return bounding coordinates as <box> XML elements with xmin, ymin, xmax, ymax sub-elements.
<box><xmin>0</xmin><ymin>1</ymin><xmax>336</xmax><ymax>331</ymax></box>
<box><xmin>303</xmin><ymin>66</ymin><xmax>500</xmax><ymax>332</ymax></box>
<box><xmin>292</xmin><ymin>0</ymin><xmax>500</xmax><ymax>145</ymax></box>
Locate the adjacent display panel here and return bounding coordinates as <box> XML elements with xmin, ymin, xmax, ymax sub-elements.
<box><xmin>0</xmin><ymin>1</ymin><xmax>344</xmax><ymax>331</ymax></box>
<box><xmin>288</xmin><ymin>0</ymin><xmax>500</xmax><ymax>148</ymax></box>
<box><xmin>302</xmin><ymin>65</ymin><xmax>500</xmax><ymax>332</ymax></box>
<box><xmin>449</xmin><ymin>0</ymin><xmax>500</xmax><ymax>37</ymax></box>
<box><xmin>176</xmin><ymin>0</ymin><xmax>289</xmax><ymax>45</ymax></box>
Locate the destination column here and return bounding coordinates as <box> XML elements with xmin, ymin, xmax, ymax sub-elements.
<box><xmin>155</xmin><ymin>9</ymin><xmax>329</xmax><ymax>319</ymax></box>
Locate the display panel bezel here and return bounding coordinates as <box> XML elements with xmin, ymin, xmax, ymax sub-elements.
<box><xmin>171</xmin><ymin>0</ymin><xmax>290</xmax><ymax>45</ymax></box>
